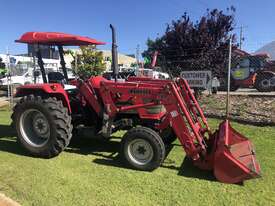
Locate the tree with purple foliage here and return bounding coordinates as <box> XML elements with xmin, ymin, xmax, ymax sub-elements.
<box><xmin>142</xmin><ymin>7</ymin><xmax>238</xmax><ymax>79</ymax></box>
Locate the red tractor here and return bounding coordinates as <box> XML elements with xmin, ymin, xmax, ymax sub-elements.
<box><xmin>11</xmin><ymin>25</ymin><xmax>260</xmax><ymax>184</ymax></box>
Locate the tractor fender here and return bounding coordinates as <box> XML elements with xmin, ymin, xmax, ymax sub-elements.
<box><xmin>15</xmin><ymin>83</ymin><xmax>72</xmax><ymax>113</ymax></box>
<box><xmin>256</xmin><ymin>70</ymin><xmax>275</xmax><ymax>77</ymax></box>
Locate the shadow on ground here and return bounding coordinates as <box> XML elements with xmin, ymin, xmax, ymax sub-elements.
<box><xmin>66</xmin><ymin>136</ymin><xmax>121</xmax><ymax>159</ymax></box>
<box><xmin>0</xmin><ymin>124</ymin><xmax>28</xmax><ymax>156</ymax></box>
<box><xmin>66</xmin><ymin>136</ymin><xmax>126</xmax><ymax>168</ymax></box>
<box><xmin>0</xmin><ymin>124</ymin><xmax>218</xmax><ymax>182</ymax></box>
<box><xmin>68</xmin><ymin>138</ymin><xmax>218</xmax><ymax>182</ymax></box>
<box><xmin>0</xmin><ymin>124</ymin><xmax>16</xmax><ymax>138</ymax></box>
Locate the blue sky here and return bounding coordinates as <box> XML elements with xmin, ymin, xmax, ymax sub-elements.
<box><xmin>1</xmin><ymin>0</ymin><xmax>275</xmax><ymax>55</ymax></box>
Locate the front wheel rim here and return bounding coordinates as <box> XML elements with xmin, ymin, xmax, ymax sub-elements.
<box><xmin>127</xmin><ymin>138</ymin><xmax>154</xmax><ymax>165</ymax></box>
<box><xmin>19</xmin><ymin>109</ymin><xmax>50</xmax><ymax>147</ymax></box>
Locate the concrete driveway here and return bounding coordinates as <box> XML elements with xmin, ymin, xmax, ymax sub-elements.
<box><xmin>0</xmin><ymin>97</ymin><xmax>9</xmax><ymax>108</ymax></box>
<box><xmin>0</xmin><ymin>193</ymin><xmax>20</xmax><ymax>206</ymax></box>
<box><xmin>217</xmin><ymin>88</ymin><xmax>275</xmax><ymax>96</ymax></box>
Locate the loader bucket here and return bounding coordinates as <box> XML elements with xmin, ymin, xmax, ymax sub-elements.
<box><xmin>213</xmin><ymin>120</ymin><xmax>261</xmax><ymax>184</ymax></box>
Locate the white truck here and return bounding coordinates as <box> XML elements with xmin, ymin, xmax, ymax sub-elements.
<box><xmin>0</xmin><ymin>68</ymin><xmax>75</xmax><ymax>91</ymax></box>
<box><xmin>0</xmin><ymin>69</ymin><xmax>40</xmax><ymax>89</ymax></box>
<box><xmin>136</xmin><ymin>68</ymin><xmax>170</xmax><ymax>79</ymax></box>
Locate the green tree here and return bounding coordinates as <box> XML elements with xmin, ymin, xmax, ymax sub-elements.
<box><xmin>69</xmin><ymin>46</ymin><xmax>106</xmax><ymax>79</ymax></box>
<box><xmin>142</xmin><ymin>38</ymin><xmax>164</xmax><ymax>68</ymax></box>
<box><xmin>142</xmin><ymin>7</ymin><xmax>237</xmax><ymax>78</ymax></box>
<box><xmin>0</xmin><ymin>57</ymin><xmax>6</xmax><ymax>77</ymax></box>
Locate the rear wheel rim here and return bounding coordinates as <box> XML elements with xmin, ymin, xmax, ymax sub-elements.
<box><xmin>260</xmin><ymin>79</ymin><xmax>270</xmax><ymax>88</ymax></box>
<box><xmin>270</xmin><ymin>77</ymin><xmax>275</xmax><ymax>87</ymax></box>
<box><xmin>127</xmin><ymin>138</ymin><xmax>153</xmax><ymax>165</ymax></box>
<box><xmin>19</xmin><ymin>109</ymin><xmax>50</xmax><ymax>147</ymax></box>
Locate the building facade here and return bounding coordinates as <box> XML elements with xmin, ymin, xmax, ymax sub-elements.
<box><xmin>64</xmin><ymin>49</ymin><xmax>136</xmax><ymax>70</ymax></box>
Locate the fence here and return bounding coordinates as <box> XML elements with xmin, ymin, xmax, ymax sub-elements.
<box><xmin>1</xmin><ymin>40</ymin><xmax>275</xmax><ymax>125</ymax></box>
<box><xmin>0</xmin><ymin>56</ymin><xmax>60</xmax><ymax>107</ymax></box>
<box><xmin>151</xmin><ymin>37</ymin><xmax>275</xmax><ymax>126</ymax></box>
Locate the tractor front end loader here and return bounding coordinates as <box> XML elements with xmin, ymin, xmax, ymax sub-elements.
<box><xmin>96</xmin><ymin>76</ymin><xmax>261</xmax><ymax>183</ymax></box>
<box><xmin>11</xmin><ymin>25</ymin><xmax>260</xmax><ymax>184</ymax></box>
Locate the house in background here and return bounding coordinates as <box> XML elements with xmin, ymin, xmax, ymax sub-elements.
<box><xmin>64</xmin><ymin>49</ymin><xmax>136</xmax><ymax>70</ymax></box>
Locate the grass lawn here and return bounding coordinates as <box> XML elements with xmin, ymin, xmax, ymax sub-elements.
<box><xmin>0</xmin><ymin>106</ymin><xmax>274</xmax><ymax>206</ymax></box>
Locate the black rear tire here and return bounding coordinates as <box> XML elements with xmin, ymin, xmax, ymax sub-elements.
<box><xmin>255</xmin><ymin>73</ymin><xmax>275</xmax><ymax>92</ymax></box>
<box><xmin>11</xmin><ymin>95</ymin><xmax>72</xmax><ymax>158</ymax></box>
<box><xmin>121</xmin><ymin>127</ymin><xmax>165</xmax><ymax>171</ymax></box>
<box><xmin>230</xmin><ymin>84</ymin><xmax>239</xmax><ymax>92</ymax></box>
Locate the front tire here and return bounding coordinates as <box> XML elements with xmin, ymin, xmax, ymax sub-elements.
<box><xmin>11</xmin><ymin>95</ymin><xmax>72</xmax><ymax>158</ymax></box>
<box><xmin>121</xmin><ymin>127</ymin><xmax>165</xmax><ymax>171</ymax></box>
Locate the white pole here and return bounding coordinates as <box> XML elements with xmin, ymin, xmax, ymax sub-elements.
<box><xmin>6</xmin><ymin>47</ymin><xmax>13</xmax><ymax>107</ymax></box>
<box><xmin>226</xmin><ymin>36</ymin><xmax>232</xmax><ymax>119</ymax></box>
<box><xmin>6</xmin><ymin>49</ymin><xmax>9</xmax><ymax>100</ymax></box>
<box><xmin>74</xmin><ymin>50</ymin><xmax>78</xmax><ymax>74</ymax></box>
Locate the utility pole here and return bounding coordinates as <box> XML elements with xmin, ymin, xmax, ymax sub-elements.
<box><xmin>136</xmin><ymin>44</ymin><xmax>140</xmax><ymax>67</ymax></box>
<box><xmin>239</xmin><ymin>25</ymin><xmax>243</xmax><ymax>50</ymax></box>
<box><xmin>226</xmin><ymin>36</ymin><xmax>232</xmax><ymax>119</ymax></box>
<box><xmin>238</xmin><ymin>25</ymin><xmax>248</xmax><ymax>50</ymax></box>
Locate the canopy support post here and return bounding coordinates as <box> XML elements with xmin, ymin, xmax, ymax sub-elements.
<box><xmin>36</xmin><ymin>45</ymin><xmax>47</xmax><ymax>83</ymax></box>
<box><xmin>58</xmin><ymin>46</ymin><xmax>68</xmax><ymax>81</ymax></box>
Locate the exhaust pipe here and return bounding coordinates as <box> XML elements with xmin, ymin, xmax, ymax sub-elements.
<box><xmin>110</xmin><ymin>24</ymin><xmax>118</xmax><ymax>82</ymax></box>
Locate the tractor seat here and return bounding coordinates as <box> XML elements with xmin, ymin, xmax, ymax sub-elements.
<box><xmin>48</xmin><ymin>72</ymin><xmax>66</xmax><ymax>84</ymax></box>
<box><xmin>64</xmin><ymin>84</ymin><xmax>77</xmax><ymax>90</ymax></box>
<box><xmin>48</xmin><ymin>71</ymin><xmax>77</xmax><ymax>91</ymax></box>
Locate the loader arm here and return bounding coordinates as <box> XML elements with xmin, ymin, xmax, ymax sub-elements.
<box><xmin>98</xmin><ymin>78</ymin><xmax>210</xmax><ymax>161</ymax></box>
<box><xmin>97</xmin><ymin>77</ymin><xmax>260</xmax><ymax>183</ymax></box>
